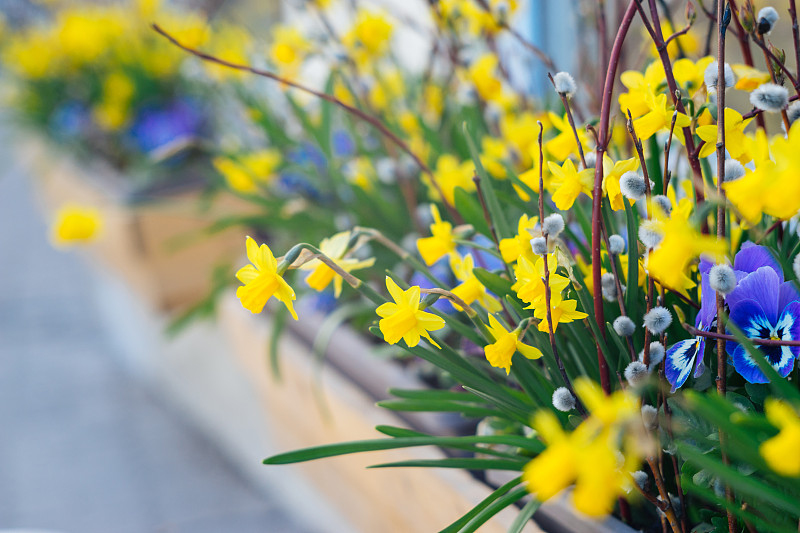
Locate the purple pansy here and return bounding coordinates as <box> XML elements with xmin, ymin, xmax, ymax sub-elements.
<box><xmin>725</xmin><ymin>265</ymin><xmax>800</xmax><ymax>383</ymax></box>
<box><xmin>665</xmin><ymin>243</ymin><xmax>796</xmax><ymax>389</ymax></box>
<box><xmin>129</xmin><ymin>99</ymin><xmax>204</xmax><ymax>155</ymax></box>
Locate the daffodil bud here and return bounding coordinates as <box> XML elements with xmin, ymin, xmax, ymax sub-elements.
<box><xmin>638</xmin><ymin>220</ymin><xmax>664</xmax><ymax>249</ymax></box>
<box><xmin>724</xmin><ymin>159</ymin><xmax>746</xmax><ymax>181</ymax></box>
<box><xmin>613</xmin><ymin>315</ymin><xmax>636</xmax><ymax>337</ymax></box>
<box><xmin>553</xmin><ymin>71</ymin><xmax>577</xmax><ymax>98</ymax></box>
<box><xmin>542</xmin><ymin>213</ymin><xmax>565</xmax><ymax>237</ymax></box>
<box><xmin>620</xmin><ymin>171</ymin><xmax>647</xmax><ymax>200</ymax></box>
<box><xmin>750</xmin><ymin>83</ymin><xmax>789</xmax><ymax>112</ymax></box>
<box><xmin>757</xmin><ymin>6</ymin><xmax>779</xmax><ymax>35</ymax></box>
<box><xmin>643</xmin><ymin>306</ymin><xmax>672</xmax><ymax>334</ymax></box>
<box><xmin>652</xmin><ymin>195</ymin><xmax>672</xmax><ymax>216</ymax></box>
<box><xmin>641</xmin><ymin>404</ymin><xmax>659</xmax><ymax>431</ymax></box>
<box><xmin>709</xmin><ymin>264</ymin><xmax>737</xmax><ymax>295</ymax></box>
<box><xmin>531</xmin><ymin>236</ymin><xmax>548</xmax><ymax>255</ymax></box>
<box><xmin>624</xmin><ymin>361</ymin><xmax>649</xmax><ymax>387</ymax></box>
<box><xmin>552</xmin><ymin>387</ymin><xmax>576</xmax><ymax>412</ymax></box>
<box><xmin>787</xmin><ymin>101</ymin><xmax>800</xmax><ymax>125</ymax></box>
<box><xmin>632</xmin><ymin>470</ymin><xmax>649</xmax><ymax>491</ymax></box>
<box><xmin>583</xmin><ymin>151</ymin><xmax>597</xmax><ymax>169</ymax></box>
<box><xmin>645</xmin><ymin>341</ymin><xmax>665</xmax><ymax>369</ymax></box>
<box><xmin>608</xmin><ymin>234</ymin><xmax>625</xmax><ymax>255</ymax></box>
<box><xmin>602</xmin><ymin>273</ymin><xmax>618</xmax><ymax>302</ymax></box>
<box><xmin>704</xmin><ymin>61</ymin><xmax>735</xmax><ymax>92</ymax></box>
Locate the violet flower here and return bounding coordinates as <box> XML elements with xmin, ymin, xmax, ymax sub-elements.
<box><xmin>665</xmin><ymin>243</ymin><xmax>796</xmax><ymax>389</ymax></box>
<box><xmin>725</xmin><ymin>265</ymin><xmax>800</xmax><ymax>383</ymax></box>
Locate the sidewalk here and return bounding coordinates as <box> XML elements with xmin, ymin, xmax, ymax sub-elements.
<box><xmin>0</xmin><ymin>138</ymin><xmax>346</xmax><ymax>533</ymax></box>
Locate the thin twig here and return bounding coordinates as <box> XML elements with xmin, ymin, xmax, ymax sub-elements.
<box><xmin>151</xmin><ymin>23</ymin><xmax>460</xmax><ymax>220</ymax></box>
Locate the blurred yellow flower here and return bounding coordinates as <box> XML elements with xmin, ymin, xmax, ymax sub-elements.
<box><xmin>430</xmin><ymin>154</ymin><xmax>475</xmax><ymax>205</ymax></box>
<box><xmin>760</xmin><ymin>399</ymin><xmax>800</xmax><ymax>477</ymax></box>
<box><xmin>499</xmin><ymin>214</ymin><xmax>538</xmax><ymax>263</ymax></box>
<box><xmin>695</xmin><ymin>108</ymin><xmax>752</xmax><ymax>161</ymax></box>
<box><xmin>417</xmin><ymin>204</ymin><xmax>457</xmax><ymax>266</ymax></box>
<box><xmin>523</xmin><ymin>379</ymin><xmax>641</xmax><ymax>517</ymax></box>
<box><xmin>301</xmin><ymin>232</ymin><xmax>375</xmax><ymax>297</ymax></box>
<box><xmin>51</xmin><ymin>205</ymin><xmax>102</xmax><ymax>247</ymax></box>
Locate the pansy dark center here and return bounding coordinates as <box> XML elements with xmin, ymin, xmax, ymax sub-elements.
<box><xmin>756</xmin><ymin>324</ymin><xmax>786</xmax><ymax>364</ymax></box>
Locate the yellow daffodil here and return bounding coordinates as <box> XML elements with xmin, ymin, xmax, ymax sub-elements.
<box><xmin>484</xmin><ymin>314</ymin><xmax>542</xmax><ymax>374</ymax></box>
<box><xmin>270</xmin><ymin>26</ymin><xmax>311</xmax><ymax>76</ymax></box>
<box><xmin>450</xmin><ymin>254</ymin><xmax>501</xmax><ymax>312</ymax></box>
<box><xmin>430</xmin><ymin>154</ymin><xmax>475</xmax><ymax>205</ymax></box>
<box><xmin>501</xmin><ymin>111</ymin><xmax>545</xmax><ymax>169</ymax></box>
<box><xmin>533</xmin><ymin>295</ymin><xmax>588</xmax><ymax>333</ymax></box>
<box><xmin>51</xmin><ymin>205</ymin><xmax>102</xmax><ymax>247</ymax></box>
<box><xmin>633</xmin><ymin>92</ymin><xmax>691</xmax><ymax>141</ymax></box>
<box><xmin>725</xmin><ymin>123</ymin><xmax>800</xmax><ymax>222</ymax></box>
<box><xmin>235</xmin><ymin>237</ymin><xmax>298</xmax><ymax>319</ymax></box>
<box><xmin>512</xmin><ymin>253</ymin><xmax>570</xmax><ymax>308</ymax></box>
<box><xmin>760</xmin><ymin>399</ymin><xmax>800</xmax><ymax>477</ymax></box>
<box><xmin>545</xmin><ymin>112</ymin><xmax>590</xmax><ymax>162</ymax></box>
<box><xmin>619</xmin><ymin>62</ymin><xmax>666</xmax><ymax>119</ymax></box>
<box><xmin>343</xmin><ymin>10</ymin><xmax>393</xmax><ymax>67</ymax></box>
<box><xmin>467</xmin><ymin>54</ymin><xmax>504</xmax><ymax>102</ymax></box>
<box><xmin>732</xmin><ymin>64</ymin><xmax>771</xmax><ymax>91</ymax></box>
<box><xmin>523</xmin><ymin>379</ymin><xmax>642</xmax><ymax>517</ymax></box>
<box><xmin>695</xmin><ymin>108</ymin><xmax>753</xmax><ymax>161</ymax></box>
<box><xmin>301</xmin><ymin>232</ymin><xmax>375</xmax><ymax>297</ymax></box>
<box><xmin>602</xmin><ymin>155</ymin><xmax>639</xmax><ymax>211</ymax></box>
<box><xmin>499</xmin><ymin>214</ymin><xmax>539</xmax><ymax>263</ymax></box>
<box><xmin>376</xmin><ymin>277</ymin><xmax>445</xmax><ymax>348</ymax></box>
<box><xmin>417</xmin><ymin>204</ymin><xmax>457</xmax><ymax>266</ymax></box>
<box><xmin>213</xmin><ymin>149</ymin><xmax>280</xmax><ymax>194</ymax></box>
<box><xmin>645</xmin><ymin>211</ymin><xmax>726</xmax><ymax>290</ymax></box>
<box><xmin>547</xmin><ymin>159</ymin><xmax>593</xmax><ymax>210</ymax></box>
<box><xmin>672</xmin><ymin>56</ymin><xmax>713</xmax><ymax>93</ymax></box>
<box><xmin>480</xmin><ymin>136</ymin><xmax>509</xmax><ymax>179</ymax></box>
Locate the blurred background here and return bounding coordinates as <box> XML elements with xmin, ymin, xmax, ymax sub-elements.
<box><xmin>0</xmin><ymin>0</ymin><xmax>665</xmax><ymax>531</ymax></box>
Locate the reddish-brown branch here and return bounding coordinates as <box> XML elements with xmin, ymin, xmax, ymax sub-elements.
<box><xmin>637</xmin><ymin>0</ymin><xmax>705</xmax><ymax>204</ymax></box>
<box><xmin>727</xmin><ymin>0</ymin><xmax>767</xmax><ymax>130</ymax></box>
<box><xmin>151</xmin><ymin>23</ymin><xmax>463</xmax><ymax>221</ymax></box>
<box><xmin>593</xmin><ymin>0</ymin><xmax>639</xmax><ymax>394</ymax></box>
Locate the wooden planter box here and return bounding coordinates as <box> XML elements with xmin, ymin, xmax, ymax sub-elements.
<box><xmin>219</xmin><ymin>295</ymin><xmax>544</xmax><ymax>533</ymax></box>
<box><xmin>23</xmin><ymin>138</ymin><xmax>250</xmax><ymax>312</ymax></box>
<box><xmin>218</xmin><ymin>293</ymin><xmax>639</xmax><ymax>533</ymax></box>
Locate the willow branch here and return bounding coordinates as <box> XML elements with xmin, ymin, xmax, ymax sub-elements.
<box><xmin>151</xmin><ymin>23</ymin><xmax>458</xmax><ymax>219</ymax></box>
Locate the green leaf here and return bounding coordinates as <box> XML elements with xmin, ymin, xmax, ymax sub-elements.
<box><xmin>473</xmin><ymin>268</ymin><xmax>514</xmax><ymax>299</ymax></box>
<box><xmin>439</xmin><ymin>476</ymin><xmax>522</xmax><ymax>533</ymax></box>
<box><xmin>682</xmin><ymin>475</ymin><xmax>797</xmax><ymax>533</ymax></box>
<box><xmin>367</xmin><ymin>457</ymin><xmax>526</xmax><ymax>471</ymax></box>
<box><xmin>264</xmin><ymin>435</ymin><xmax>542</xmax><ymax>465</ymax></box>
<box><xmin>376</xmin><ymin>399</ymin><xmax>501</xmax><ymax>419</ymax></box>
<box><xmin>623</xmin><ymin>197</ymin><xmax>640</xmax><ymax>321</ymax></box>
<box><xmin>454</xmin><ymin>186</ymin><xmax>491</xmax><ymax>238</ymax></box>
<box><xmin>462</xmin><ymin>123</ymin><xmax>512</xmax><ymax>239</ymax></box>
<box><xmin>268</xmin><ymin>305</ymin><xmax>288</xmax><ymax>380</ymax></box>
<box><xmin>507</xmin><ymin>497</ymin><xmax>541</xmax><ymax>533</ymax></box>
<box><xmin>458</xmin><ymin>487</ymin><xmax>529</xmax><ymax>533</ymax></box>
<box><xmin>388</xmin><ymin>388</ymin><xmax>485</xmax><ymax>402</ymax></box>
<box><xmin>678</xmin><ymin>443</ymin><xmax>800</xmax><ymax>516</ymax></box>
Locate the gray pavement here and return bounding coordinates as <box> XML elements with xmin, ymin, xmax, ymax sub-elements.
<box><xmin>0</xmin><ymin>149</ymin><xmax>319</xmax><ymax>532</ymax></box>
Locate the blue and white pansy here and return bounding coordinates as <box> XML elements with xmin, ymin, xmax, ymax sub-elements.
<box><xmin>725</xmin><ymin>265</ymin><xmax>800</xmax><ymax>383</ymax></box>
<box><xmin>665</xmin><ymin>243</ymin><xmax>798</xmax><ymax>390</ymax></box>
<box><xmin>665</xmin><ymin>261</ymin><xmax>713</xmax><ymax>392</ymax></box>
